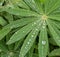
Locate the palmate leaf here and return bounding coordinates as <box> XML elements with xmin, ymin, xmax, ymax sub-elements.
<box><xmin>0</xmin><ymin>0</ymin><xmax>60</xmax><ymax>57</ymax></box>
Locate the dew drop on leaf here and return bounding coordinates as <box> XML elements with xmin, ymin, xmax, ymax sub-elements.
<box><xmin>23</xmin><ymin>31</ymin><xmax>24</xmax><ymax>33</ymax></box>
<box><xmin>42</xmin><ymin>41</ymin><xmax>46</xmax><ymax>45</ymax></box>
<box><xmin>27</xmin><ymin>42</ymin><xmax>30</xmax><ymax>44</ymax></box>
<box><xmin>31</xmin><ymin>35</ymin><xmax>34</xmax><ymax>37</ymax></box>
<box><xmin>15</xmin><ymin>32</ymin><xmax>18</xmax><ymax>34</ymax></box>
<box><xmin>34</xmin><ymin>22</ymin><xmax>36</xmax><ymax>25</ymax></box>
<box><xmin>36</xmin><ymin>28</ymin><xmax>38</xmax><ymax>31</ymax></box>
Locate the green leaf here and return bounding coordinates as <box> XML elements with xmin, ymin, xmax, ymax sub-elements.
<box><xmin>24</xmin><ymin>0</ymin><xmax>38</xmax><ymax>12</ymax></box>
<box><xmin>0</xmin><ymin>25</ymin><xmax>11</xmax><ymax>40</ymax></box>
<box><xmin>4</xmin><ymin>7</ymin><xmax>39</xmax><ymax>17</ymax></box>
<box><xmin>15</xmin><ymin>0</ymin><xmax>29</xmax><ymax>9</ymax></box>
<box><xmin>6</xmin><ymin>33</ymin><xmax>14</xmax><ymax>50</ymax></box>
<box><xmin>14</xmin><ymin>39</ymin><xmax>24</xmax><ymax>50</ymax></box>
<box><xmin>19</xmin><ymin>21</ymin><xmax>41</xmax><ymax>57</ymax></box>
<box><xmin>49</xmin><ymin>38</ymin><xmax>57</xmax><ymax>46</ymax></box>
<box><xmin>1</xmin><ymin>53</ymin><xmax>8</xmax><ymax>57</ymax></box>
<box><xmin>48</xmin><ymin>48</ymin><xmax>60</xmax><ymax>56</ymax></box>
<box><xmin>33</xmin><ymin>53</ymin><xmax>38</xmax><ymax>57</ymax></box>
<box><xmin>34</xmin><ymin>0</ymin><xmax>43</xmax><ymax>14</ymax></box>
<box><xmin>45</xmin><ymin>0</ymin><xmax>60</xmax><ymax>14</ymax></box>
<box><xmin>0</xmin><ymin>0</ymin><xmax>4</xmax><ymax>6</ymax></box>
<box><xmin>48</xmin><ymin>15</ymin><xmax>60</xmax><ymax>21</ymax></box>
<box><xmin>47</xmin><ymin>19</ymin><xmax>60</xmax><ymax>46</ymax></box>
<box><xmin>0</xmin><ymin>18</ymin><xmax>36</xmax><ymax>40</ymax></box>
<box><xmin>3</xmin><ymin>13</ymin><xmax>13</xmax><ymax>23</ymax></box>
<box><xmin>38</xmin><ymin>21</ymin><xmax>48</xmax><ymax>57</ymax></box>
<box><xmin>28</xmin><ymin>44</ymin><xmax>35</xmax><ymax>57</ymax></box>
<box><xmin>0</xmin><ymin>41</ymin><xmax>8</xmax><ymax>52</ymax></box>
<box><xmin>0</xmin><ymin>17</ymin><xmax>7</xmax><ymax>26</ymax></box>
<box><xmin>6</xmin><ymin>21</ymin><xmax>38</xmax><ymax>45</ymax></box>
<box><xmin>9</xmin><ymin>17</ymin><xmax>37</xmax><ymax>28</ymax></box>
<box><xmin>47</xmin><ymin>20</ymin><xmax>60</xmax><ymax>29</ymax></box>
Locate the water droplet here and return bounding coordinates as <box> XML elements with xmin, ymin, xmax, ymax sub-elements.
<box><xmin>31</xmin><ymin>35</ymin><xmax>34</xmax><ymax>37</ymax></box>
<box><xmin>32</xmin><ymin>24</ymin><xmax>33</xmax><ymax>26</ymax></box>
<box><xmin>15</xmin><ymin>32</ymin><xmax>18</xmax><ymax>34</ymax></box>
<box><xmin>32</xmin><ymin>0</ymin><xmax>35</xmax><ymax>3</ymax></box>
<box><xmin>34</xmin><ymin>22</ymin><xmax>36</xmax><ymax>25</ymax></box>
<box><xmin>42</xmin><ymin>41</ymin><xmax>46</xmax><ymax>45</ymax></box>
<box><xmin>8</xmin><ymin>55</ymin><xmax>10</xmax><ymax>57</ymax></box>
<box><xmin>27</xmin><ymin>42</ymin><xmax>30</xmax><ymax>44</ymax></box>
<box><xmin>10</xmin><ymin>26</ymin><xmax>13</xmax><ymax>29</ymax></box>
<box><xmin>36</xmin><ymin>28</ymin><xmax>38</xmax><ymax>31</ymax></box>
<box><xmin>42</xmin><ymin>25</ymin><xmax>45</xmax><ymax>29</ymax></box>
<box><xmin>58</xmin><ymin>39</ymin><xmax>60</xmax><ymax>42</ymax></box>
<box><xmin>20</xmin><ymin>54</ymin><xmax>23</xmax><ymax>57</ymax></box>
<box><xmin>23</xmin><ymin>31</ymin><xmax>24</xmax><ymax>33</ymax></box>
<box><xmin>39</xmin><ymin>24</ymin><xmax>41</xmax><ymax>25</ymax></box>
<box><xmin>33</xmin><ymin>32</ymin><xmax>35</xmax><ymax>35</ymax></box>
<box><xmin>9</xmin><ymin>52</ymin><xmax>14</xmax><ymax>56</ymax></box>
<box><xmin>0</xmin><ymin>3</ymin><xmax>2</xmax><ymax>5</ymax></box>
<box><xmin>25</xmin><ymin>47</ymin><xmax>27</xmax><ymax>49</ymax></box>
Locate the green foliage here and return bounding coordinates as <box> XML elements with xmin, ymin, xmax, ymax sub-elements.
<box><xmin>0</xmin><ymin>0</ymin><xmax>60</xmax><ymax>57</ymax></box>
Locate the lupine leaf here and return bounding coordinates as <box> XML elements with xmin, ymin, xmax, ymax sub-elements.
<box><xmin>0</xmin><ymin>0</ymin><xmax>4</xmax><ymax>6</ymax></box>
<box><xmin>0</xmin><ymin>17</ymin><xmax>7</xmax><ymax>26</ymax></box>
<box><xmin>19</xmin><ymin>21</ymin><xmax>41</xmax><ymax>57</ymax></box>
<box><xmin>45</xmin><ymin>0</ymin><xmax>60</xmax><ymax>14</ymax></box>
<box><xmin>48</xmin><ymin>20</ymin><xmax>60</xmax><ymax>29</ymax></box>
<box><xmin>23</xmin><ymin>0</ymin><xmax>38</xmax><ymax>12</ymax></box>
<box><xmin>0</xmin><ymin>41</ymin><xmax>8</xmax><ymax>52</ymax></box>
<box><xmin>49</xmin><ymin>38</ymin><xmax>57</xmax><ymax>46</ymax></box>
<box><xmin>0</xmin><ymin>25</ymin><xmax>11</xmax><ymax>40</ymax></box>
<box><xmin>15</xmin><ymin>0</ymin><xmax>29</xmax><ymax>9</ymax></box>
<box><xmin>0</xmin><ymin>18</ymin><xmax>36</xmax><ymax>40</ymax></box>
<box><xmin>14</xmin><ymin>39</ymin><xmax>24</xmax><ymax>50</ymax></box>
<box><xmin>47</xmin><ymin>19</ymin><xmax>60</xmax><ymax>46</ymax></box>
<box><xmin>38</xmin><ymin>21</ymin><xmax>48</xmax><ymax>57</ymax></box>
<box><xmin>34</xmin><ymin>0</ymin><xmax>43</xmax><ymax>14</ymax></box>
<box><xmin>7</xmin><ymin>21</ymin><xmax>38</xmax><ymax>45</ymax></box>
<box><xmin>3</xmin><ymin>13</ymin><xmax>13</xmax><ymax>23</ymax></box>
<box><xmin>48</xmin><ymin>15</ymin><xmax>60</xmax><ymax>21</ymax></box>
<box><xmin>48</xmin><ymin>48</ymin><xmax>60</xmax><ymax>56</ymax></box>
<box><xmin>4</xmin><ymin>7</ymin><xmax>39</xmax><ymax>17</ymax></box>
